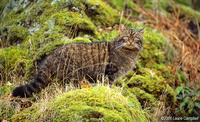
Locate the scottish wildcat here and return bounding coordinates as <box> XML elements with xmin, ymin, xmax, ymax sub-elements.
<box><xmin>12</xmin><ymin>28</ymin><xmax>143</xmax><ymax>97</ymax></box>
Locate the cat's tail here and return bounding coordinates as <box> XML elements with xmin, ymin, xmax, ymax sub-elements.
<box><xmin>12</xmin><ymin>75</ymin><xmax>48</xmax><ymax>98</ymax></box>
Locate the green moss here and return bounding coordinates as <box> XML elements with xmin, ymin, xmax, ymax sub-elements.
<box><xmin>0</xmin><ymin>99</ymin><xmax>16</xmax><ymax>121</ymax></box>
<box><xmin>140</xmin><ymin>28</ymin><xmax>166</xmax><ymax>66</ymax></box>
<box><xmin>0</xmin><ymin>83</ymin><xmax>14</xmax><ymax>96</ymax></box>
<box><xmin>0</xmin><ymin>25</ymin><xmax>29</xmax><ymax>47</ymax></box>
<box><xmin>0</xmin><ymin>46</ymin><xmax>32</xmax><ymax>81</ymax></box>
<box><xmin>128</xmin><ymin>87</ymin><xmax>157</xmax><ymax>108</ymax></box>
<box><xmin>73</xmin><ymin>37</ymin><xmax>92</xmax><ymax>43</ymax></box>
<box><xmin>105</xmin><ymin>0</ymin><xmax>139</xmax><ymax>13</ymax></box>
<box><xmin>53</xmin><ymin>0</ymin><xmax>118</xmax><ymax>26</ymax></box>
<box><xmin>97</xmin><ymin>30</ymin><xmax>119</xmax><ymax>42</ymax></box>
<box><xmin>82</xmin><ymin>0</ymin><xmax>119</xmax><ymax>26</ymax></box>
<box><xmin>52</xmin><ymin>10</ymin><xmax>97</xmax><ymax>36</ymax></box>
<box><xmin>116</xmin><ymin>68</ymin><xmax>176</xmax><ymax>107</ymax></box>
<box><xmin>12</xmin><ymin>86</ymin><xmax>149</xmax><ymax>122</ymax></box>
<box><xmin>178</xmin><ymin>4</ymin><xmax>200</xmax><ymax>22</ymax></box>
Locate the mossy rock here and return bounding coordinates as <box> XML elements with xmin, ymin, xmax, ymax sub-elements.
<box><xmin>116</xmin><ymin>68</ymin><xmax>176</xmax><ymax>108</ymax></box>
<box><xmin>12</xmin><ymin>86</ymin><xmax>149</xmax><ymax>122</ymax></box>
<box><xmin>51</xmin><ymin>10</ymin><xmax>97</xmax><ymax>37</ymax></box>
<box><xmin>84</xmin><ymin>0</ymin><xmax>119</xmax><ymax>26</ymax></box>
<box><xmin>56</xmin><ymin>0</ymin><xmax>119</xmax><ymax>26</ymax></box>
<box><xmin>127</xmin><ymin>87</ymin><xmax>157</xmax><ymax>108</ymax></box>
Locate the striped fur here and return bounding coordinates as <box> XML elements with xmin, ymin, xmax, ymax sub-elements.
<box><xmin>12</xmin><ymin>28</ymin><xmax>143</xmax><ymax>97</ymax></box>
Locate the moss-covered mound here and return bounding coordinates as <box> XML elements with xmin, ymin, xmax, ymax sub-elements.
<box><xmin>12</xmin><ymin>86</ymin><xmax>149</xmax><ymax>122</ymax></box>
<box><xmin>116</xmin><ymin>69</ymin><xmax>176</xmax><ymax>109</ymax></box>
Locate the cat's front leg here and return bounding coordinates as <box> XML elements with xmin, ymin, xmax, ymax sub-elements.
<box><xmin>105</xmin><ymin>64</ymin><xmax>118</xmax><ymax>84</ymax></box>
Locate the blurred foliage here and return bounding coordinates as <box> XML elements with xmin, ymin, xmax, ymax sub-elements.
<box><xmin>176</xmin><ymin>85</ymin><xmax>200</xmax><ymax>116</ymax></box>
<box><xmin>175</xmin><ymin>70</ymin><xmax>200</xmax><ymax>116</ymax></box>
<box><xmin>175</xmin><ymin>0</ymin><xmax>192</xmax><ymax>6</ymax></box>
<box><xmin>0</xmin><ymin>100</ymin><xmax>16</xmax><ymax>121</ymax></box>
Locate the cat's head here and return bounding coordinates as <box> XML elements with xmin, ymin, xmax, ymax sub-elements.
<box><xmin>115</xmin><ymin>28</ymin><xmax>144</xmax><ymax>52</ymax></box>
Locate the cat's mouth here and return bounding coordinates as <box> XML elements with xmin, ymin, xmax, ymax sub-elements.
<box><xmin>123</xmin><ymin>46</ymin><xmax>138</xmax><ymax>51</ymax></box>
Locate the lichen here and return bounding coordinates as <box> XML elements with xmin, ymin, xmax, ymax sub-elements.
<box><xmin>12</xmin><ymin>86</ymin><xmax>149</xmax><ymax>122</ymax></box>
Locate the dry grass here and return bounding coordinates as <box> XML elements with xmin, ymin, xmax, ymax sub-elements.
<box><xmin>129</xmin><ymin>4</ymin><xmax>200</xmax><ymax>89</ymax></box>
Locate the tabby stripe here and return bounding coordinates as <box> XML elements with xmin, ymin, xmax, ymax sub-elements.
<box><xmin>98</xmin><ymin>43</ymin><xmax>101</xmax><ymax>71</ymax></box>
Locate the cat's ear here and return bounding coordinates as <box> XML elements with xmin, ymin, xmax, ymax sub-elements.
<box><xmin>129</xmin><ymin>28</ymin><xmax>144</xmax><ymax>35</ymax></box>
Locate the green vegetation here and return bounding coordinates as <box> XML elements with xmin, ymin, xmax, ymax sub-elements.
<box><xmin>106</xmin><ymin>0</ymin><xmax>139</xmax><ymax>12</ymax></box>
<box><xmin>1</xmin><ymin>0</ymin><xmax>199</xmax><ymax>121</ymax></box>
<box><xmin>178</xmin><ymin>4</ymin><xmax>200</xmax><ymax>22</ymax></box>
<box><xmin>0</xmin><ymin>83</ymin><xmax>14</xmax><ymax>96</ymax></box>
<box><xmin>12</xmin><ymin>86</ymin><xmax>149</xmax><ymax>122</ymax></box>
<box><xmin>0</xmin><ymin>47</ymin><xmax>32</xmax><ymax>81</ymax></box>
<box><xmin>175</xmin><ymin>0</ymin><xmax>192</xmax><ymax>6</ymax></box>
<box><xmin>0</xmin><ymin>99</ymin><xmax>16</xmax><ymax>121</ymax></box>
<box><xmin>176</xmin><ymin>85</ymin><xmax>200</xmax><ymax>116</ymax></box>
